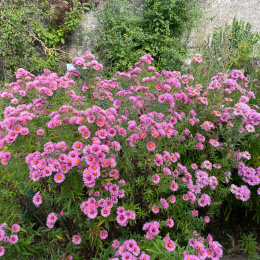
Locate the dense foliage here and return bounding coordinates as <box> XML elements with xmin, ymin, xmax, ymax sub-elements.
<box><xmin>0</xmin><ymin>0</ymin><xmax>89</xmax><ymax>83</ymax></box>
<box><xmin>0</xmin><ymin>50</ymin><xmax>259</xmax><ymax>259</ymax></box>
<box><xmin>92</xmin><ymin>0</ymin><xmax>200</xmax><ymax>75</ymax></box>
<box><xmin>195</xmin><ymin>18</ymin><xmax>260</xmax><ymax>77</ymax></box>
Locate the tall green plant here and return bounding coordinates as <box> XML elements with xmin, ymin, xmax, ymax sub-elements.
<box><xmin>196</xmin><ymin>18</ymin><xmax>260</xmax><ymax>77</ymax></box>
<box><xmin>239</xmin><ymin>233</ymin><xmax>260</xmax><ymax>260</ymax></box>
<box><xmin>92</xmin><ymin>0</ymin><xmax>200</xmax><ymax>75</ymax></box>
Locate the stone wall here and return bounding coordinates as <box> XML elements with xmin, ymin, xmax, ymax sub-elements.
<box><xmin>189</xmin><ymin>0</ymin><xmax>260</xmax><ymax>46</ymax></box>
<box><xmin>67</xmin><ymin>0</ymin><xmax>260</xmax><ymax>58</ymax></box>
<box><xmin>67</xmin><ymin>2</ymin><xmax>103</xmax><ymax>59</ymax></box>
<box><xmin>201</xmin><ymin>0</ymin><xmax>260</xmax><ymax>32</ymax></box>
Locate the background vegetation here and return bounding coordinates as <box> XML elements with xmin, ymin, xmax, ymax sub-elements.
<box><xmin>91</xmin><ymin>0</ymin><xmax>201</xmax><ymax>75</ymax></box>
<box><xmin>194</xmin><ymin>18</ymin><xmax>260</xmax><ymax>79</ymax></box>
<box><xmin>0</xmin><ymin>0</ymin><xmax>90</xmax><ymax>83</ymax></box>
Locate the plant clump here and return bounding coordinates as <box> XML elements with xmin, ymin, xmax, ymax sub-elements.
<box><xmin>0</xmin><ymin>51</ymin><xmax>259</xmax><ymax>259</ymax></box>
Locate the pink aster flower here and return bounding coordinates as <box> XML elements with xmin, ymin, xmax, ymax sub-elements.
<box><xmin>192</xmin><ymin>54</ymin><xmax>203</xmax><ymax>63</ymax></box>
<box><xmin>117</xmin><ymin>213</ymin><xmax>128</xmax><ymax>226</ymax></box>
<box><xmin>99</xmin><ymin>229</ymin><xmax>108</xmax><ymax>239</ymax></box>
<box><xmin>78</xmin><ymin>125</ymin><xmax>88</xmax><ymax>134</ymax></box>
<box><xmin>112</xmin><ymin>239</ymin><xmax>120</xmax><ymax>249</ymax></box>
<box><xmin>117</xmin><ymin>245</ymin><xmax>127</xmax><ymax>255</ymax></box>
<box><xmin>90</xmin><ymin>144</ymin><xmax>102</xmax><ymax>154</ymax></box>
<box><xmin>170</xmin><ymin>153</ymin><xmax>178</xmax><ymax>162</ymax></box>
<box><xmin>81</xmin><ymin>129</ymin><xmax>91</xmax><ymax>139</ymax></box>
<box><xmin>163</xmin><ymin>167</ymin><xmax>171</xmax><ymax>175</ymax></box>
<box><xmin>94</xmin><ymin>127</ymin><xmax>107</xmax><ymax>140</ymax></box>
<box><xmin>164</xmin><ymin>239</ymin><xmax>176</xmax><ymax>251</ymax></box>
<box><xmin>47</xmin><ymin>212</ymin><xmax>58</xmax><ymax>227</ymax></box>
<box><xmin>9</xmin><ymin>235</ymin><xmax>19</xmax><ymax>244</ymax></box>
<box><xmin>125</xmin><ymin>210</ymin><xmax>135</xmax><ymax>220</ymax></box>
<box><xmin>101</xmin><ymin>207</ymin><xmax>111</xmax><ymax>217</ymax></box>
<box><xmin>20</xmin><ymin>127</ymin><xmax>29</xmax><ymax>135</ymax></box>
<box><xmin>184</xmin><ymin>255</ymin><xmax>199</xmax><ymax>260</ymax></box>
<box><xmin>204</xmin><ymin>216</ymin><xmax>210</xmax><ymax>223</ymax></box>
<box><xmin>111</xmin><ymin>141</ymin><xmax>121</xmax><ymax>151</ymax></box>
<box><xmin>0</xmin><ymin>232</ymin><xmax>5</xmax><ymax>242</ymax></box>
<box><xmin>166</xmin><ymin>219</ymin><xmax>174</xmax><ymax>228</ymax></box>
<box><xmin>0</xmin><ymin>223</ymin><xmax>7</xmax><ymax>229</ymax></box>
<box><xmin>152</xmin><ymin>205</ymin><xmax>159</xmax><ymax>214</ymax></box>
<box><xmin>169</xmin><ymin>195</ymin><xmax>176</xmax><ymax>204</ymax></box>
<box><xmin>72</xmin><ymin>141</ymin><xmax>84</xmax><ymax>151</ymax></box>
<box><xmin>154</xmin><ymin>157</ymin><xmax>163</xmax><ymax>166</ymax></box>
<box><xmin>160</xmin><ymin>198</ymin><xmax>169</xmax><ymax>210</ymax></box>
<box><xmin>191</xmin><ymin>163</ymin><xmax>198</xmax><ymax>170</ymax></box>
<box><xmin>170</xmin><ymin>180</ymin><xmax>178</xmax><ymax>192</ymax></box>
<box><xmin>156</xmin><ymin>84</ymin><xmax>163</xmax><ymax>91</ymax></box>
<box><xmin>72</xmin><ymin>235</ymin><xmax>81</xmax><ymax>245</ymax></box>
<box><xmin>198</xmin><ymin>194</ymin><xmax>211</xmax><ymax>207</ymax></box>
<box><xmin>149</xmin><ymin>225</ymin><xmax>160</xmax><ymax>237</ymax></box>
<box><xmin>191</xmin><ymin>210</ymin><xmax>199</xmax><ymax>217</ymax></box>
<box><xmin>36</xmin><ymin>129</ymin><xmax>45</xmax><ymax>136</ymax></box>
<box><xmin>118</xmin><ymin>128</ymin><xmax>127</xmax><ymax>136</ymax></box>
<box><xmin>145</xmin><ymin>231</ymin><xmax>155</xmax><ymax>240</ymax></box>
<box><xmin>125</xmin><ymin>239</ymin><xmax>137</xmax><ymax>252</ymax></box>
<box><xmin>139</xmin><ymin>131</ymin><xmax>147</xmax><ymax>139</ymax></box>
<box><xmin>196</xmin><ymin>142</ymin><xmax>204</xmax><ymax>150</ymax></box>
<box><xmin>172</xmin><ymin>170</ymin><xmax>179</xmax><ymax>177</ymax></box>
<box><xmin>54</xmin><ymin>172</ymin><xmax>65</xmax><ymax>183</ymax></box>
<box><xmin>152</xmin><ymin>174</ymin><xmax>160</xmax><ymax>184</ymax></box>
<box><xmin>11</xmin><ymin>98</ymin><xmax>18</xmax><ymax>104</ymax></box>
<box><xmin>121</xmin><ymin>252</ymin><xmax>133</xmax><ymax>259</ymax></box>
<box><xmin>87</xmin><ymin>209</ymin><xmax>98</xmax><ymax>219</ymax></box>
<box><xmin>11</xmin><ymin>224</ymin><xmax>20</xmax><ymax>233</ymax></box>
<box><xmin>0</xmin><ymin>246</ymin><xmax>5</xmax><ymax>257</ymax></box>
<box><xmin>143</xmin><ymin>223</ymin><xmax>151</xmax><ymax>231</ymax></box>
<box><xmin>136</xmin><ymin>101</ymin><xmax>143</xmax><ymax>108</ymax></box>
<box><xmin>147</xmin><ymin>142</ymin><xmax>156</xmax><ymax>151</ymax></box>
<box><xmin>139</xmin><ymin>252</ymin><xmax>151</xmax><ymax>260</ymax></box>
<box><xmin>239</xmin><ymin>96</ymin><xmax>249</xmax><ymax>103</ymax></box>
<box><xmin>245</xmin><ymin>124</ymin><xmax>255</xmax><ymax>132</ymax></box>
<box><xmin>132</xmin><ymin>245</ymin><xmax>140</xmax><ymax>256</ymax></box>
<box><xmin>213</xmin><ymin>164</ymin><xmax>221</xmax><ymax>169</ymax></box>
<box><xmin>183</xmin><ymin>194</ymin><xmax>189</xmax><ymax>201</ymax></box>
<box><xmin>119</xmin><ymin>179</ymin><xmax>125</xmax><ymax>186</ymax></box>
<box><xmin>209</xmin><ymin>139</ymin><xmax>220</xmax><ymax>147</ymax></box>
<box><xmin>201</xmin><ymin>160</ymin><xmax>212</xmax><ymax>170</ymax></box>
<box><xmin>32</xmin><ymin>191</ymin><xmax>43</xmax><ymax>208</ymax></box>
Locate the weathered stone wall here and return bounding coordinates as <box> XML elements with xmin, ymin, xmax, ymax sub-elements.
<box><xmin>68</xmin><ymin>0</ymin><xmax>260</xmax><ymax>58</ymax></box>
<box><xmin>189</xmin><ymin>0</ymin><xmax>260</xmax><ymax>45</ymax></box>
<box><xmin>68</xmin><ymin>2</ymin><xmax>103</xmax><ymax>59</ymax></box>
<box><xmin>201</xmin><ymin>0</ymin><xmax>260</xmax><ymax>32</ymax></box>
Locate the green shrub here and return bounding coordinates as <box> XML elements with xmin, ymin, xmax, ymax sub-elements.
<box><xmin>0</xmin><ymin>0</ymin><xmax>89</xmax><ymax>83</ymax></box>
<box><xmin>239</xmin><ymin>233</ymin><xmax>259</xmax><ymax>260</ymax></box>
<box><xmin>0</xmin><ymin>50</ymin><xmax>259</xmax><ymax>258</ymax></box>
<box><xmin>195</xmin><ymin>18</ymin><xmax>260</xmax><ymax>77</ymax></box>
<box><xmin>91</xmin><ymin>0</ymin><xmax>200</xmax><ymax>76</ymax></box>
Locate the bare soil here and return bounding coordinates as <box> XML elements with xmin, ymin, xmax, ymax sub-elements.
<box><xmin>222</xmin><ymin>255</ymin><xmax>248</xmax><ymax>260</ymax></box>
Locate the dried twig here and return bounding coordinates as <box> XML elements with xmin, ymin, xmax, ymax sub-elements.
<box><xmin>28</xmin><ymin>31</ymin><xmax>69</xmax><ymax>56</ymax></box>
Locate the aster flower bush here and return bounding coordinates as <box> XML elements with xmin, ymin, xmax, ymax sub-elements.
<box><xmin>0</xmin><ymin>50</ymin><xmax>259</xmax><ymax>259</ymax></box>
